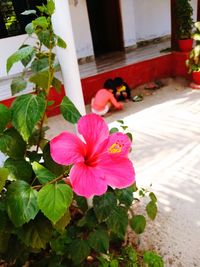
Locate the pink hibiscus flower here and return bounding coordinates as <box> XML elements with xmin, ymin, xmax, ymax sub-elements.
<box><xmin>50</xmin><ymin>113</ymin><xmax>135</xmax><ymax>198</ymax></box>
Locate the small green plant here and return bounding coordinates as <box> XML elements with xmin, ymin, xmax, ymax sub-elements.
<box><xmin>186</xmin><ymin>22</ymin><xmax>200</xmax><ymax>73</ymax></box>
<box><xmin>175</xmin><ymin>0</ymin><xmax>194</xmax><ymax>39</ymax></box>
<box><xmin>0</xmin><ymin>1</ymin><xmax>163</xmax><ymax>266</ymax></box>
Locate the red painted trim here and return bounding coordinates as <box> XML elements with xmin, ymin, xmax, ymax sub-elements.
<box><xmin>0</xmin><ymin>53</ymin><xmax>191</xmax><ymax>117</ymax></box>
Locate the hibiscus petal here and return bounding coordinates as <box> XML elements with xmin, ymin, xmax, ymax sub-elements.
<box><xmin>98</xmin><ymin>156</ymin><xmax>135</xmax><ymax>189</ymax></box>
<box><xmin>50</xmin><ymin>132</ymin><xmax>86</xmax><ymax>165</ymax></box>
<box><xmin>107</xmin><ymin>132</ymin><xmax>132</xmax><ymax>156</ymax></box>
<box><xmin>78</xmin><ymin>114</ymin><xmax>109</xmax><ymax>149</ymax></box>
<box><xmin>70</xmin><ymin>162</ymin><xmax>108</xmax><ymax>198</ymax></box>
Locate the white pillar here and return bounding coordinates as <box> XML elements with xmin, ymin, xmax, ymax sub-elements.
<box><xmin>52</xmin><ymin>0</ymin><xmax>86</xmax><ymax>116</ymax></box>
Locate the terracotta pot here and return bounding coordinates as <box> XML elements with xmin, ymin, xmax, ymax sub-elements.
<box><xmin>178</xmin><ymin>39</ymin><xmax>193</xmax><ymax>52</ymax></box>
<box><xmin>192</xmin><ymin>71</ymin><xmax>200</xmax><ymax>85</ymax></box>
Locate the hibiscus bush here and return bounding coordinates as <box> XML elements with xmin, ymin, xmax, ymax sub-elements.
<box><xmin>0</xmin><ymin>1</ymin><xmax>163</xmax><ymax>266</ymax></box>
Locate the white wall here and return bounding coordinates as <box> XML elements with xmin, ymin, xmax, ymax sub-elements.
<box><xmin>69</xmin><ymin>0</ymin><xmax>94</xmax><ymax>58</ymax></box>
<box><xmin>120</xmin><ymin>0</ymin><xmax>137</xmax><ymax>48</ymax></box>
<box><xmin>133</xmin><ymin>0</ymin><xmax>171</xmax><ymax>42</ymax></box>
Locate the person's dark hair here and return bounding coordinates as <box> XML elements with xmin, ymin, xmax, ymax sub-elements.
<box><xmin>114</xmin><ymin>77</ymin><xmax>124</xmax><ymax>87</ymax></box>
<box><xmin>104</xmin><ymin>79</ymin><xmax>115</xmax><ymax>90</ymax></box>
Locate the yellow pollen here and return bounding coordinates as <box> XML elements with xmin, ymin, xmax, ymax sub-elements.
<box><xmin>109</xmin><ymin>143</ymin><xmax>122</xmax><ymax>154</ymax></box>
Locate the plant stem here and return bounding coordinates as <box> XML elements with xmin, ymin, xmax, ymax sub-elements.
<box><xmin>32</xmin><ymin>173</ymin><xmax>67</xmax><ymax>190</ymax></box>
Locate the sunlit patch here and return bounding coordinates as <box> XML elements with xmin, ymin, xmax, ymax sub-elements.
<box><xmin>109</xmin><ymin>142</ymin><xmax>123</xmax><ymax>154</ymax></box>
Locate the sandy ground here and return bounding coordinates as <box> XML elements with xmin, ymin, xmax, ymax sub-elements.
<box><xmin>47</xmin><ymin>77</ymin><xmax>200</xmax><ymax>267</ymax></box>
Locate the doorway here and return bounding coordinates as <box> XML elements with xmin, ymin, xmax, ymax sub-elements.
<box><xmin>86</xmin><ymin>0</ymin><xmax>124</xmax><ymax>57</ymax></box>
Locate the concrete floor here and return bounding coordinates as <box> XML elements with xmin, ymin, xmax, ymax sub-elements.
<box><xmin>47</xmin><ymin>77</ymin><xmax>200</xmax><ymax>267</ymax></box>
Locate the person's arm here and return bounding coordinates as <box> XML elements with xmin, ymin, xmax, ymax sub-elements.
<box><xmin>109</xmin><ymin>93</ymin><xmax>123</xmax><ymax>109</ymax></box>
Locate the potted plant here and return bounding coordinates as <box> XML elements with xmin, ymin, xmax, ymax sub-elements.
<box><xmin>186</xmin><ymin>21</ymin><xmax>200</xmax><ymax>85</ymax></box>
<box><xmin>175</xmin><ymin>0</ymin><xmax>194</xmax><ymax>52</ymax></box>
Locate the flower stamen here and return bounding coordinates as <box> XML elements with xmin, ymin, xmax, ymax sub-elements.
<box><xmin>109</xmin><ymin>142</ymin><xmax>122</xmax><ymax>154</ymax></box>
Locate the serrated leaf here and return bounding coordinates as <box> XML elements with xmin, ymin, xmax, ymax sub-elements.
<box><xmin>6</xmin><ymin>180</ymin><xmax>39</xmax><ymax>227</ymax></box>
<box><xmin>33</xmin><ymin>16</ymin><xmax>48</xmax><ymax>30</ymax></box>
<box><xmin>106</xmin><ymin>207</ymin><xmax>128</xmax><ymax>239</ymax></box>
<box><xmin>149</xmin><ymin>192</ymin><xmax>157</xmax><ymax>203</ymax></box>
<box><xmin>88</xmin><ymin>229</ymin><xmax>109</xmax><ymax>253</ymax></box>
<box><xmin>11</xmin><ymin>77</ymin><xmax>27</xmax><ymax>95</ymax></box>
<box><xmin>7</xmin><ymin>46</ymin><xmax>35</xmax><ymax>73</ymax></box>
<box><xmin>25</xmin><ymin>22</ymin><xmax>34</xmax><ymax>35</ymax></box>
<box><xmin>52</xmin><ymin>77</ymin><xmax>62</xmax><ymax>93</ymax></box>
<box><xmin>93</xmin><ymin>192</ymin><xmax>117</xmax><ymax>222</ymax></box>
<box><xmin>69</xmin><ymin>240</ymin><xmax>90</xmax><ymax>265</ymax></box>
<box><xmin>29</xmin><ymin>70</ymin><xmax>49</xmax><ymax>89</ymax></box>
<box><xmin>77</xmin><ymin>209</ymin><xmax>98</xmax><ymax>229</ymax></box>
<box><xmin>53</xmin><ymin>208</ymin><xmax>71</xmax><ymax>233</ymax></box>
<box><xmin>37</xmin><ymin>29</ymin><xmax>51</xmax><ymax>48</ymax></box>
<box><xmin>31</xmin><ymin>58</ymin><xmax>49</xmax><ymax>73</ymax></box>
<box><xmin>60</xmin><ymin>96</ymin><xmax>82</xmax><ymax>124</ymax></box>
<box><xmin>130</xmin><ymin>215</ymin><xmax>146</xmax><ymax>234</ymax></box>
<box><xmin>0</xmin><ymin>104</ymin><xmax>11</xmax><ymax>132</ymax></box>
<box><xmin>38</xmin><ymin>183</ymin><xmax>73</xmax><ymax>223</ymax></box>
<box><xmin>32</xmin><ymin>161</ymin><xmax>56</xmax><ymax>184</ymax></box>
<box><xmin>17</xmin><ymin>215</ymin><xmax>53</xmax><ymax>249</ymax></box>
<box><xmin>56</xmin><ymin>36</ymin><xmax>67</xmax><ymax>48</ymax></box>
<box><xmin>4</xmin><ymin>158</ymin><xmax>33</xmax><ymax>182</ymax></box>
<box><xmin>11</xmin><ymin>94</ymin><xmax>46</xmax><ymax>141</ymax></box>
<box><xmin>21</xmin><ymin>10</ymin><xmax>36</xmax><ymax>15</ymax></box>
<box><xmin>146</xmin><ymin>200</ymin><xmax>157</xmax><ymax>220</ymax></box>
<box><xmin>109</xmin><ymin>127</ymin><xmax>119</xmax><ymax>134</ymax></box>
<box><xmin>0</xmin><ymin>167</ymin><xmax>9</xmax><ymax>192</ymax></box>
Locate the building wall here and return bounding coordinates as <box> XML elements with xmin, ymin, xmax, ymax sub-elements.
<box><xmin>0</xmin><ymin>0</ymin><xmax>198</xmax><ymax>79</ymax></box>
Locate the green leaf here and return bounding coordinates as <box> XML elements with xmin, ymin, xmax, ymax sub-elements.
<box><xmin>149</xmin><ymin>192</ymin><xmax>157</xmax><ymax>203</ymax></box>
<box><xmin>60</xmin><ymin>96</ymin><xmax>82</xmax><ymax>124</ymax></box>
<box><xmin>43</xmin><ymin>142</ymin><xmax>65</xmax><ymax>175</ymax></box>
<box><xmin>53</xmin><ymin>208</ymin><xmax>71</xmax><ymax>233</ymax></box>
<box><xmin>38</xmin><ymin>183</ymin><xmax>73</xmax><ymax>223</ymax></box>
<box><xmin>0</xmin><ymin>104</ymin><xmax>11</xmax><ymax>132</ymax></box>
<box><xmin>0</xmin><ymin>128</ymin><xmax>26</xmax><ymax>159</ymax></box>
<box><xmin>37</xmin><ymin>29</ymin><xmax>51</xmax><ymax>48</ymax></box>
<box><xmin>32</xmin><ymin>161</ymin><xmax>56</xmax><ymax>184</ymax></box>
<box><xmin>126</xmin><ymin>132</ymin><xmax>133</xmax><ymax>141</ymax></box>
<box><xmin>69</xmin><ymin>240</ymin><xmax>90</xmax><ymax>265</ymax></box>
<box><xmin>88</xmin><ymin>229</ymin><xmax>109</xmax><ymax>253</ymax></box>
<box><xmin>25</xmin><ymin>23</ymin><xmax>34</xmax><ymax>35</ymax></box>
<box><xmin>4</xmin><ymin>158</ymin><xmax>33</xmax><ymax>182</ymax></box>
<box><xmin>47</xmin><ymin>0</ymin><xmax>55</xmax><ymax>15</ymax></box>
<box><xmin>130</xmin><ymin>215</ymin><xmax>146</xmax><ymax>234</ymax></box>
<box><xmin>21</xmin><ymin>10</ymin><xmax>36</xmax><ymax>15</ymax></box>
<box><xmin>56</xmin><ymin>36</ymin><xmax>67</xmax><ymax>48</ymax></box>
<box><xmin>6</xmin><ymin>180</ymin><xmax>39</xmax><ymax>227</ymax></box>
<box><xmin>11</xmin><ymin>77</ymin><xmax>27</xmax><ymax>95</ymax></box>
<box><xmin>11</xmin><ymin>94</ymin><xmax>46</xmax><ymax>141</ymax></box>
<box><xmin>117</xmin><ymin>120</ymin><xmax>124</xmax><ymax>124</ymax></box>
<box><xmin>16</xmin><ymin>215</ymin><xmax>53</xmax><ymax>249</ymax></box>
<box><xmin>7</xmin><ymin>46</ymin><xmax>35</xmax><ymax>73</ymax></box>
<box><xmin>33</xmin><ymin>16</ymin><xmax>48</xmax><ymax>30</ymax></box>
<box><xmin>115</xmin><ymin>186</ymin><xmax>134</xmax><ymax>207</ymax></box>
<box><xmin>110</xmin><ymin>260</ymin><xmax>119</xmax><ymax>267</ymax></box>
<box><xmin>106</xmin><ymin>207</ymin><xmax>128</xmax><ymax>239</ymax></box>
<box><xmin>0</xmin><ymin>167</ymin><xmax>9</xmax><ymax>192</ymax></box>
<box><xmin>77</xmin><ymin>209</ymin><xmax>98</xmax><ymax>229</ymax></box>
<box><xmin>93</xmin><ymin>192</ymin><xmax>117</xmax><ymax>222</ymax></box>
<box><xmin>121</xmin><ymin>125</ymin><xmax>128</xmax><ymax>130</ymax></box>
<box><xmin>0</xmin><ymin>232</ymin><xmax>10</xmax><ymax>253</ymax></box>
<box><xmin>20</xmin><ymin>44</ymin><xmax>35</xmax><ymax>67</ymax></box>
<box><xmin>146</xmin><ymin>201</ymin><xmax>157</xmax><ymax>220</ymax></box>
<box><xmin>123</xmin><ymin>246</ymin><xmax>137</xmax><ymax>262</ymax></box>
<box><xmin>29</xmin><ymin>70</ymin><xmax>49</xmax><ymax>89</ymax></box>
<box><xmin>109</xmin><ymin>127</ymin><xmax>119</xmax><ymax>134</ymax></box>
<box><xmin>143</xmin><ymin>251</ymin><xmax>164</xmax><ymax>267</ymax></box>
<box><xmin>31</xmin><ymin>57</ymin><xmax>49</xmax><ymax>73</ymax></box>
<box><xmin>52</xmin><ymin>77</ymin><xmax>62</xmax><ymax>93</ymax></box>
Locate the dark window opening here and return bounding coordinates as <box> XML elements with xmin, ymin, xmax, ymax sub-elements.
<box><xmin>0</xmin><ymin>0</ymin><xmax>44</xmax><ymax>39</ymax></box>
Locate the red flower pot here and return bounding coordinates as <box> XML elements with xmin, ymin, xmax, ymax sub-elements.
<box><xmin>192</xmin><ymin>71</ymin><xmax>200</xmax><ymax>85</ymax></box>
<box><xmin>178</xmin><ymin>39</ymin><xmax>193</xmax><ymax>52</ymax></box>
